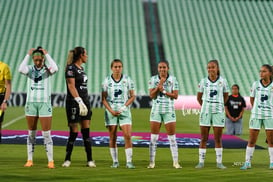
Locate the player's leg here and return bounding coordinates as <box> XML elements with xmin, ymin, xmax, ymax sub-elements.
<box><xmin>63</xmin><ymin>101</ymin><xmax>79</xmax><ymax>167</ymax></box>
<box><xmin>148</xmin><ymin>111</ymin><xmax>161</xmax><ymax>168</ymax></box>
<box><xmin>40</xmin><ymin>116</ymin><xmax>54</xmax><ymax>168</ymax></box>
<box><xmin>108</xmin><ymin>125</ymin><xmax>119</xmax><ymax>168</ymax></box>
<box><xmin>241</xmin><ymin>129</ymin><xmax>259</xmax><ymax>170</ymax></box>
<box><xmin>165</xmin><ymin>119</ymin><xmax>181</xmax><ymax>169</ymax></box>
<box><xmin>264</xmin><ymin>118</ymin><xmax>273</xmax><ymax>169</ymax></box>
<box><xmin>24</xmin><ymin>115</ymin><xmax>38</xmax><ymax>167</ymax></box>
<box><xmin>213</xmin><ymin>126</ymin><xmax>226</xmax><ymax>169</ymax></box>
<box><xmin>196</xmin><ymin>113</ymin><xmax>211</xmax><ymax>168</ymax></box>
<box><xmin>120</xmin><ymin>123</ymin><xmax>135</xmax><ymax>169</ymax></box>
<box><xmin>148</xmin><ymin>119</ymin><xmax>161</xmax><ymax>168</ymax></box>
<box><xmin>80</xmin><ymin>119</ymin><xmax>95</xmax><ymax>167</ymax></box>
<box><xmin>196</xmin><ymin>125</ymin><xmax>210</xmax><ymax>168</ymax></box>
<box><xmin>241</xmin><ymin>118</ymin><xmax>261</xmax><ymax>170</ymax></box>
<box><xmin>63</xmin><ymin>123</ymin><xmax>78</xmax><ymax>167</ymax></box>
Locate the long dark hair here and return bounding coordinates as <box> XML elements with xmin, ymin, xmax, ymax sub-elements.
<box><xmin>66</xmin><ymin>47</ymin><xmax>85</xmax><ymax>66</ymax></box>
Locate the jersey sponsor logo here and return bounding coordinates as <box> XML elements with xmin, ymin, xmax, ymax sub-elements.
<box><xmin>261</xmin><ymin>94</ymin><xmax>268</xmax><ymax>102</ymax></box>
<box><xmin>31</xmin><ymin>86</ymin><xmax>44</xmax><ymax>90</ymax></box>
<box><xmin>34</xmin><ymin>76</ymin><xmax>42</xmax><ymax>83</ymax></box>
<box><xmin>114</xmin><ymin>89</ymin><xmax>122</xmax><ymax>97</ymax></box>
<box><xmin>209</xmin><ymin>90</ymin><xmax>217</xmax><ymax>97</ymax></box>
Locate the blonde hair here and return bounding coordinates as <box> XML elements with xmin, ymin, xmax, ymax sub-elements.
<box><xmin>66</xmin><ymin>47</ymin><xmax>85</xmax><ymax>66</ymax></box>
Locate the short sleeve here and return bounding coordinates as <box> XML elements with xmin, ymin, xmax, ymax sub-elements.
<box><xmin>101</xmin><ymin>77</ymin><xmax>108</xmax><ymax>92</ymax></box>
<box><xmin>128</xmin><ymin>77</ymin><xmax>135</xmax><ymax>90</ymax></box>
<box><xmin>173</xmin><ymin>76</ymin><xmax>179</xmax><ymax>91</ymax></box>
<box><xmin>250</xmin><ymin>82</ymin><xmax>256</xmax><ymax>97</ymax></box>
<box><xmin>197</xmin><ymin>79</ymin><xmax>204</xmax><ymax>93</ymax></box>
<box><xmin>4</xmin><ymin>64</ymin><xmax>12</xmax><ymax>80</ymax></box>
<box><xmin>65</xmin><ymin>65</ymin><xmax>75</xmax><ymax>78</ymax></box>
<box><xmin>148</xmin><ymin>77</ymin><xmax>155</xmax><ymax>89</ymax></box>
<box><xmin>223</xmin><ymin>78</ymin><xmax>229</xmax><ymax>93</ymax></box>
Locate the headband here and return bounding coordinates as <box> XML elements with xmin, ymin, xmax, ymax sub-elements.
<box><xmin>32</xmin><ymin>52</ymin><xmax>44</xmax><ymax>58</ymax></box>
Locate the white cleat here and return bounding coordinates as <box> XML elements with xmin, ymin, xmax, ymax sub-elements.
<box><xmin>147</xmin><ymin>162</ymin><xmax>155</xmax><ymax>169</ymax></box>
<box><xmin>87</xmin><ymin>161</ymin><xmax>96</xmax><ymax>168</ymax></box>
<box><xmin>62</xmin><ymin>160</ymin><xmax>71</xmax><ymax>167</ymax></box>
<box><xmin>173</xmin><ymin>162</ymin><xmax>182</xmax><ymax>169</ymax></box>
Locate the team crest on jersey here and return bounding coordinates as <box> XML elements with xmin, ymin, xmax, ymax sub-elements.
<box><xmin>108</xmin><ymin>83</ymin><xmax>112</xmax><ymax>87</ymax></box>
<box><xmin>218</xmin><ymin>81</ymin><xmax>222</xmax><ymax>86</ymax></box>
<box><xmin>67</xmin><ymin>70</ymin><xmax>74</xmax><ymax>76</ymax></box>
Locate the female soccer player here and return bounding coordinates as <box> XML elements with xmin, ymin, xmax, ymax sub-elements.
<box><xmin>225</xmin><ymin>84</ymin><xmax>246</xmax><ymax>135</ymax></box>
<box><xmin>62</xmin><ymin>47</ymin><xmax>96</xmax><ymax>168</ymax></box>
<box><xmin>101</xmin><ymin>59</ymin><xmax>135</xmax><ymax>169</ymax></box>
<box><xmin>147</xmin><ymin>60</ymin><xmax>181</xmax><ymax>169</ymax></box>
<box><xmin>18</xmin><ymin>47</ymin><xmax>58</xmax><ymax>168</ymax></box>
<box><xmin>240</xmin><ymin>64</ymin><xmax>273</xmax><ymax>170</ymax></box>
<box><xmin>0</xmin><ymin>61</ymin><xmax>11</xmax><ymax>143</ymax></box>
<box><xmin>195</xmin><ymin>60</ymin><xmax>229</xmax><ymax>169</ymax></box>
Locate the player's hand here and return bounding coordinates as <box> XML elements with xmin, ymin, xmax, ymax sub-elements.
<box><xmin>118</xmin><ymin>105</ymin><xmax>127</xmax><ymax>113</ymax></box>
<box><xmin>28</xmin><ymin>48</ymin><xmax>36</xmax><ymax>56</ymax></box>
<box><xmin>74</xmin><ymin>97</ymin><xmax>88</xmax><ymax>116</ymax></box>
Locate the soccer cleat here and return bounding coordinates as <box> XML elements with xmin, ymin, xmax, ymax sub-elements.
<box><xmin>240</xmin><ymin>162</ymin><xmax>251</xmax><ymax>170</ymax></box>
<box><xmin>87</xmin><ymin>161</ymin><xmax>96</xmax><ymax>168</ymax></box>
<box><xmin>173</xmin><ymin>162</ymin><xmax>182</xmax><ymax>169</ymax></box>
<box><xmin>62</xmin><ymin>160</ymin><xmax>71</xmax><ymax>167</ymax></box>
<box><xmin>126</xmin><ymin>162</ymin><xmax>135</xmax><ymax>169</ymax></box>
<box><xmin>147</xmin><ymin>162</ymin><xmax>155</xmax><ymax>169</ymax></box>
<box><xmin>195</xmin><ymin>162</ymin><xmax>204</xmax><ymax>169</ymax></box>
<box><xmin>269</xmin><ymin>163</ymin><xmax>273</xmax><ymax>170</ymax></box>
<box><xmin>111</xmin><ymin>162</ymin><xmax>119</xmax><ymax>168</ymax></box>
<box><xmin>24</xmin><ymin>160</ymin><xmax>33</xmax><ymax>167</ymax></box>
<box><xmin>216</xmin><ymin>163</ymin><xmax>226</xmax><ymax>169</ymax></box>
<box><xmin>48</xmin><ymin>161</ymin><xmax>55</xmax><ymax>169</ymax></box>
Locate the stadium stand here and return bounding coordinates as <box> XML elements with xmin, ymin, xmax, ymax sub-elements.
<box><xmin>0</xmin><ymin>0</ymin><xmax>272</xmax><ymax>97</ymax></box>
<box><xmin>0</xmin><ymin>0</ymin><xmax>150</xmax><ymax>95</ymax></box>
<box><xmin>158</xmin><ymin>0</ymin><xmax>273</xmax><ymax>95</ymax></box>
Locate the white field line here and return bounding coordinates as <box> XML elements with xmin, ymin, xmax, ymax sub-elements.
<box><xmin>2</xmin><ymin>115</ymin><xmax>25</xmax><ymax>128</ymax></box>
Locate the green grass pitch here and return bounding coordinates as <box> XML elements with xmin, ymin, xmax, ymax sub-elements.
<box><xmin>1</xmin><ymin>107</ymin><xmax>273</xmax><ymax>182</ymax></box>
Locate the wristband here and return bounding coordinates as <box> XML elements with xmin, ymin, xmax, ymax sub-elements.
<box><xmin>2</xmin><ymin>100</ymin><xmax>7</xmax><ymax>103</ymax></box>
<box><xmin>162</xmin><ymin>90</ymin><xmax>166</xmax><ymax>94</ymax></box>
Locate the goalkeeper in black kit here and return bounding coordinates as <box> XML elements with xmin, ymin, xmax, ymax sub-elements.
<box><xmin>62</xmin><ymin>46</ymin><xmax>96</xmax><ymax>168</ymax></box>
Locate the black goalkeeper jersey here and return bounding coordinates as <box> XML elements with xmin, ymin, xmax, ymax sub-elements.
<box><xmin>65</xmin><ymin>64</ymin><xmax>88</xmax><ymax>100</ymax></box>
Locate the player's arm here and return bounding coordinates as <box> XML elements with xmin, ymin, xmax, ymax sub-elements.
<box><xmin>164</xmin><ymin>90</ymin><xmax>178</xmax><ymax>99</ymax></box>
<box><xmin>0</xmin><ymin>79</ymin><xmax>11</xmax><ymax>111</ymax></box>
<box><xmin>124</xmin><ymin>90</ymin><xmax>135</xmax><ymax>106</ymax></box>
<box><xmin>223</xmin><ymin>92</ymin><xmax>229</xmax><ymax>104</ymax></box>
<box><xmin>67</xmin><ymin>77</ymin><xmax>88</xmax><ymax>116</ymax></box>
<box><xmin>66</xmin><ymin>78</ymin><xmax>80</xmax><ymax>98</ymax></box>
<box><xmin>44</xmin><ymin>54</ymin><xmax>58</xmax><ymax>74</ymax></box>
<box><xmin>197</xmin><ymin>92</ymin><xmax>203</xmax><ymax>106</ymax></box>
<box><xmin>149</xmin><ymin>87</ymin><xmax>160</xmax><ymax>99</ymax></box>
<box><xmin>101</xmin><ymin>91</ymin><xmax>119</xmax><ymax>116</ymax></box>
<box><xmin>250</xmin><ymin>97</ymin><xmax>254</xmax><ymax>106</ymax></box>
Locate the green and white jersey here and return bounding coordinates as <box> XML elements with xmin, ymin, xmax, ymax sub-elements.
<box><xmin>101</xmin><ymin>74</ymin><xmax>135</xmax><ymax>111</ymax></box>
<box><xmin>26</xmin><ymin>66</ymin><xmax>52</xmax><ymax>103</ymax></box>
<box><xmin>198</xmin><ymin>76</ymin><xmax>229</xmax><ymax>114</ymax></box>
<box><xmin>250</xmin><ymin>80</ymin><xmax>273</xmax><ymax>119</ymax></box>
<box><xmin>149</xmin><ymin>74</ymin><xmax>179</xmax><ymax>113</ymax></box>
